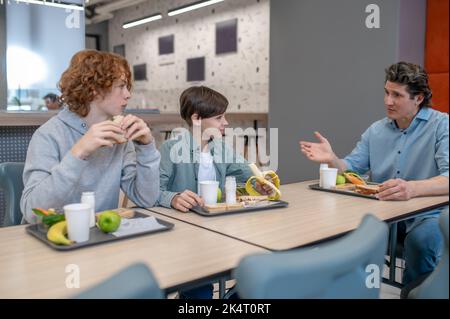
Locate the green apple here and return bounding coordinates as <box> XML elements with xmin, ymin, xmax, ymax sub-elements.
<box><xmin>97</xmin><ymin>211</ymin><xmax>121</xmax><ymax>233</ymax></box>
<box><xmin>217</xmin><ymin>188</ymin><xmax>222</xmax><ymax>202</ymax></box>
<box><xmin>336</xmin><ymin>174</ymin><xmax>346</xmax><ymax>185</ymax></box>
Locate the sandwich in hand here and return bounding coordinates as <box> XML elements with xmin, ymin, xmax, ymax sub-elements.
<box><xmin>111</xmin><ymin>115</ymin><xmax>128</xmax><ymax>144</ymax></box>
<box><xmin>354</xmin><ymin>184</ymin><xmax>380</xmax><ymax>195</ymax></box>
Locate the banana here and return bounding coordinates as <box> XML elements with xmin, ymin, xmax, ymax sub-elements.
<box><xmin>245</xmin><ymin>163</ymin><xmax>281</xmax><ymax>200</ymax></box>
<box><xmin>47</xmin><ymin>221</ymin><xmax>72</xmax><ymax>246</ymax></box>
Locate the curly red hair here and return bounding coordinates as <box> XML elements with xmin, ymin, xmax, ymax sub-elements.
<box><xmin>58</xmin><ymin>50</ymin><xmax>132</xmax><ymax>117</ymax></box>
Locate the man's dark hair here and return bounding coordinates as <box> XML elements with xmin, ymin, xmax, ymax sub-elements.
<box><xmin>180</xmin><ymin>86</ymin><xmax>228</xmax><ymax>125</ymax></box>
<box><xmin>385</xmin><ymin>62</ymin><xmax>432</xmax><ymax>108</ymax></box>
<box><xmin>43</xmin><ymin>93</ymin><xmax>59</xmax><ymax>103</ymax></box>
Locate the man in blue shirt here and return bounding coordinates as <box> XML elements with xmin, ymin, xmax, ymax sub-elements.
<box><xmin>300</xmin><ymin>62</ymin><xmax>449</xmax><ymax>290</ymax></box>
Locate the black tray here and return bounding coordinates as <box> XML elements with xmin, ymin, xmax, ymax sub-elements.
<box><xmin>309</xmin><ymin>183</ymin><xmax>379</xmax><ymax>200</ymax></box>
<box><xmin>26</xmin><ymin>211</ymin><xmax>174</xmax><ymax>251</ymax></box>
<box><xmin>190</xmin><ymin>200</ymin><xmax>289</xmax><ymax>217</ymax></box>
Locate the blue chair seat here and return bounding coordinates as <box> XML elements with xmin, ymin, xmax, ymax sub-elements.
<box><xmin>0</xmin><ymin>162</ymin><xmax>25</xmax><ymax>226</ymax></box>
<box><xmin>233</xmin><ymin>214</ymin><xmax>389</xmax><ymax>299</ymax></box>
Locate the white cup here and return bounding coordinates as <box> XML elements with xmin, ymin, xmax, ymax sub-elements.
<box><xmin>199</xmin><ymin>181</ymin><xmax>219</xmax><ymax>205</ymax></box>
<box><xmin>319</xmin><ymin>163</ymin><xmax>329</xmax><ymax>187</ymax></box>
<box><xmin>320</xmin><ymin>167</ymin><xmax>338</xmax><ymax>189</ymax></box>
<box><xmin>64</xmin><ymin>203</ymin><xmax>91</xmax><ymax>243</ymax></box>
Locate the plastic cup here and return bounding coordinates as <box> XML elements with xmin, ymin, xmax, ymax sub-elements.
<box><xmin>64</xmin><ymin>203</ymin><xmax>91</xmax><ymax>243</ymax></box>
<box><xmin>319</xmin><ymin>164</ymin><xmax>329</xmax><ymax>187</ymax></box>
<box><xmin>199</xmin><ymin>181</ymin><xmax>219</xmax><ymax>205</ymax></box>
<box><xmin>320</xmin><ymin>168</ymin><xmax>338</xmax><ymax>189</ymax></box>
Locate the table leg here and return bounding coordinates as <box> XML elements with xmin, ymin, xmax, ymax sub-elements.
<box><xmin>219</xmin><ymin>278</ymin><xmax>226</xmax><ymax>299</ymax></box>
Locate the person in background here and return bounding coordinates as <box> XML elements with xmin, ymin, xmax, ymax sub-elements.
<box><xmin>21</xmin><ymin>49</ymin><xmax>160</xmax><ymax>223</ymax></box>
<box><xmin>43</xmin><ymin>93</ymin><xmax>62</xmax><ymax>110</ymax></box>
<box><xmin>300</xmin><ymin>62</ymin><xmax>449</xmax><ymax>294</ymax></box>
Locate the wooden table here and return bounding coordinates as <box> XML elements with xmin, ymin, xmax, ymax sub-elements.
<box><xmin>146</xmin><ymin>181</ymin><xmax>449</xmax><ymax>251</ymax></box>
<box><xmin>0</xmin><ymin>209</ymin><xmax>267</xmax><ymax>298</ymax></box>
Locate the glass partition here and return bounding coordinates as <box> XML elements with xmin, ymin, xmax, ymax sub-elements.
<box><xmin>5</xmin><ymin>0</ymin><xmax>85</xmax><ymax>111</ymax></box>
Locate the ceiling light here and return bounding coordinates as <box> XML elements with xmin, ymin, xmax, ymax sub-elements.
<box><xmin>122</xmin><ymin>13</ymin><xmax>162</xmax><ymax>29</ymax></box>
<box><xmin>15</xmin><ymin>0</ymin><xmax>85</xmax><ymax>11</ymax></box>
<box><xmin>168</xmin><ymin>0</ymin><xmax>224</xmax><ymax>17</ymax></box>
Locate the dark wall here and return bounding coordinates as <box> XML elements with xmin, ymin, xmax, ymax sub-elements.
<box><xmin>269</xmin><ymin>0</ymin><xmax>426</xmax><ymax>183</ymax></box>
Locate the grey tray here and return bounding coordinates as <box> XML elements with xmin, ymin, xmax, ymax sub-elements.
<box><xmin>26</xmin><ymin>211</ymin><xmax>174</xmax><ymax>251</ymax></box>
<box><xmin>190</xmin><ymin>200</ymin><xmax>289</xmax><ymax>217</ymax></box>
<box><xmin>309</xmin><ymin>183</ymin><xmax>379</xmax><ymax>200</ymax></box>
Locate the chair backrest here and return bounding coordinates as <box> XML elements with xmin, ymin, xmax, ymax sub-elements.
<box><xmin>74</xmin><ymin>263</ymin><xmax>164</xmax><ymax>299</ymax></box>
<box><xmin>233</xmin><ymin>214</ymin><xmax>389</xmax><ymax>299</ymax></box>
<box><xmin>0</xmin><ymin>162</ymin><xmax>25</xmax><ymax>226</ymax></box>
<box><xmin>409</xmin><ymin>208</ymin><xmax>449</xmax><ymax>299</ymax></box>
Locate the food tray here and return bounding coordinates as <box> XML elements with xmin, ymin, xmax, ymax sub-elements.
<box><xmin>26</xmin><ymin>211</ymin><xmax>174</xmax><ymax>251</ymax></box>
<box><xmin>190</xmin><ymin>200</ymin><xmax>289</xmax><ymax>217</ymax></box>
<box><xmin>309</xmin><ymin>183</ymin><xmax>379</xmax><ymax>200</ymax></box>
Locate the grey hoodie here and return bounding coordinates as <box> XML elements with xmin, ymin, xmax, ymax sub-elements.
<box><xmin>20</xmin><ymin>108</ymin><xmax>161</xmax><ymax>223</ymax></box>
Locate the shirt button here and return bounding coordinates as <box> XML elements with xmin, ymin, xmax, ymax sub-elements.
<box><xmin>81</xmin><ymin>123</ymin><xmax>86</xmax><ymax>128</ymax></box>
<box><xmin>398</xmin><ymin>151</ymin><xmax>401</xmax><ymax>154</ymax></box>
<box><xmin>397</xmin><ymin>171</ymin><xmax>400</xmax><ymax>174</ymax></box>
<box><xmin>403</xmin><ymin>132</ymin><xmax>407</xmax><ymax>135</ymax></box>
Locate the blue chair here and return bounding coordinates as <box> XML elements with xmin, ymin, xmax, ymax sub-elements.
<box><xmin>74</xmin><ymin>263</ymin><xmax>164</xmax><ymax>299</ymax></box>
<box><xmin>0</xmin><ymin>162</ymin><xmax>25</xmax><ymax>226</ymax></box>
<box><xmin>233</xmin><ymin>214</ymin><xmax>389</xmax><ymax>299</ymax></box>
<box><xmin>408</xmin><ymin>209</ymin><xmax>449</xmax><ymax>299</ymax></box>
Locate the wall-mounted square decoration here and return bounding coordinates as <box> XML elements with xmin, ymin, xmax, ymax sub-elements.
<box><xmin>216</xmin><ymin>18</ymin><xmax>238</xmax><ymax>54</ymax></box>
<box><xmin>86</xmin><ymin>34</ymin><xmax>100</xmax><ymax>50</ymax></box>
<box><xmin>113</xmin><ymin>44</ymin><xmax>126</xmax><ymax>57</ymax></box>
<box><xmin>187</xmin><ymin>57</ymin><xmax>205</xmax><ymax>82</ymax></box>
<box><xmin>133</xmin><ymin>64</ymin><xmax>147</xmax><ymax>81</ymax></box>
<box><xmin>159</xmin><ymin>35</ymin><xmax>174</xmax><ymax>55</ymax></box>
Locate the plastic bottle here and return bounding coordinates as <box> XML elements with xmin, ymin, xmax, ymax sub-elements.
<box><xmin>81</xmin><ymin>192</ymin><xmax>96</xmax><ymax>228</ymax></box>
<box><xmin>225</xmin><ymin>176</ymin><xmax>237</xmax><ymax>205</ymax></box>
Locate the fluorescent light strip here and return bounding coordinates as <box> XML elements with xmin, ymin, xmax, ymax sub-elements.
<box><xmin>15</xmin><ymin>0</ymin><xmax>84</xmax><ymax>11</ymax></box>
<box><xmin>168</xmin><ymin>0</ymin><xmax>224</xmax><ymax>17</ymax></box>
<box><xmin>123</xmin><ymin>14</ymin><xmax>162</xmax><ymax>29</ymax></box>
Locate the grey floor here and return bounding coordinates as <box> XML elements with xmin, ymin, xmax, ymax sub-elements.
<box><xmin>169</xmin><ymin>257</ymin><xmax>404</xmax><ymax>299</ymax></box>
<box><xmin>380</xmin><ymin>283</ymin><xmax>401</xmax><ymax>299</ymax></box>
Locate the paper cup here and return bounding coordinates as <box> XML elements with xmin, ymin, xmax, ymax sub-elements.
<box><xmin>64</xmin><ymin>203</ymin><xmax>91</xmax><ymax>243</ymax></box>
<box><xmin>320</xmin><ymin>168</ymin><xmax>338</xmax><ymax>189</ymax></box>
<box><xmin>319</xmin><ymin>164</ymin><xmax>329</xmax><ymax>187</ymax></box>
<box><xmin>199</xmin><ymin>181</ymin><xmax>219</xmax><ymax>205</ymax></box>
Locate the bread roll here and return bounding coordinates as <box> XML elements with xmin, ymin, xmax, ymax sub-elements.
<box><xmin>354</xmin><ymin>184</ymin><xmax>380</xmax><ymax>195</ymax></box>
<box><xmin>111</xmin><ymin>115</ymin><xmax>127</xmax><ymax>144</ymax></box>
